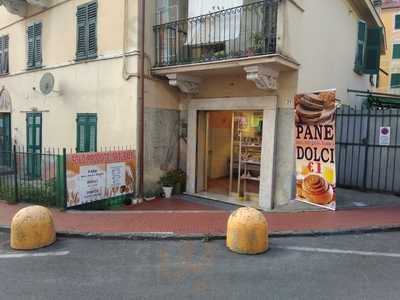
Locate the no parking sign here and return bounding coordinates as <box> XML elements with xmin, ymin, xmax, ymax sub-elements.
<box><xmin>379</xmin><ymin>127</ymin><xmax>391</xmax><ymax>146</ymax></box>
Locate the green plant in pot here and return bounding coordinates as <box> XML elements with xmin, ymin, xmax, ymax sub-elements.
<box><xmin>159</xmin><ymin>169</ymin><xmax>186</xmax><ymax>198</ymax></box>
<box><xmin>248</xmin><ymin>32</ymin><xmax>265</xmax><ymax>55</ymax></box>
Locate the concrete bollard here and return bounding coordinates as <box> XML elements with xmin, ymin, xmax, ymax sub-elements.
<box><xmin>10</xmin><ymin>206</ymin><xmax>56</xmax><ymax>250</ymax></box>
<box><xmin>226</xmin><ymin>207</ymin><xmax>268</xmax><ymax>255</ymax></box>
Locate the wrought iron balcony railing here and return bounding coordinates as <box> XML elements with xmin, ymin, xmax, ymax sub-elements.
<box><xmin>153</xmin><ymin>0</ymin><xmax>278</xmax><ymax>68</ymax></box>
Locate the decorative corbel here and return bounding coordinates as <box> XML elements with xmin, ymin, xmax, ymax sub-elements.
<box><xmin>166</xmin><ymin>74</ymin><xmax>201</xmax><ymax>94</ymax></box>
<box><xmin>244</xmin><ymin>65</ymin><xmax>279</xmax><ymax>90</ymax></box>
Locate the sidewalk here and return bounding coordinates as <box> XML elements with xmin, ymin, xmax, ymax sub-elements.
<box><xmin>1</xmin><ymin>199</ymin><xmax>400</xmax><ymax>238</ymax></box>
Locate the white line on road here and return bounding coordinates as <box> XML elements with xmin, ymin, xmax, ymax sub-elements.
<box><xmin>0</xmin><ymin>251</ymin><xmax>69</xmax><ymax>259</ymax></box>
<box><xmin>276</xmin><ymin>246</ymin><xmax>400</xmax><ymax>258</ymax></box>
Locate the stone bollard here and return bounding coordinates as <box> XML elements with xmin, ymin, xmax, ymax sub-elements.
<box><xmin>10</xmin><ymin>206</ymin><xmax>56</xmax><ymax>250</ymax></box>
<box><xmin>226</xmin><ymin>207</ymin><xmax>268</xmax><ymax>255</ymax></box>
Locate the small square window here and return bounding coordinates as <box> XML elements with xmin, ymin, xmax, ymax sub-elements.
<box><xmin>395</xmin><ymin>15</ymin><xmax>400</xmax><ymax>30</ymax></box>
<box><xmin>390</xmin><ymin>73</ymin><xmax>400</xmax><ymax>88</ymax></box>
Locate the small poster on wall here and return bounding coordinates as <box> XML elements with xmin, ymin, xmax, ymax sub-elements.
<box><xmin>66</xmin><ymin>150</ymin><xmax>136</xmax><ymax>208</ymax></box>
<box><xmin>295</xmin><ymin>90</ymin><xmax>337</xmax><ymax>211</ymax></box>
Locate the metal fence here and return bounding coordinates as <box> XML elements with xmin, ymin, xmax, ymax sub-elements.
<box><xmin>0</xmin><ymin>146</ymin><xmax>134</xmax><ymax>209</ymax></box>
<box><xmin>153</xmin><ymin>0</ymin><xmax>278</xmax><ymax>67</ymax></box>
<box><xmin>0</xmin><ymin>146</ymin><xmax>65</xmax><ymax>207</ymax></box>
<box><xmin>336</xmin><ymin>106</ymin><xmax>400</xmax><ymax>194</ymax></box>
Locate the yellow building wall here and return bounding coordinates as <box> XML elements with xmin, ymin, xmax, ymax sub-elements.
<box><xmin>379</xmin><ymin>6</ymin><xmax>400</xmax><ymax>92</ymax></box>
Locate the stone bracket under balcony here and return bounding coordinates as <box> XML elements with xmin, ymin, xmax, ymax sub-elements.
<box><xmin>244</xmin><ymin>65</ymin><xmax>280</xmax><ymax>90</ymax></box>
<box><xmin>166</xmin><ymin>74</ymin><xmax>202</xmax><ymax>94</ymax></box>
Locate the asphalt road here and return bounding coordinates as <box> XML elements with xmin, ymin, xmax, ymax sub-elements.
<box><xmin>0</xmin><ymin>231</ymin><xmax>400</xmax><ymax>300</ymax></box>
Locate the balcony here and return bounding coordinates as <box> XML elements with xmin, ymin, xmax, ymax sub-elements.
<box><xmin>153</xmin><ymin>1</ymin><xmax>279</xmax><ymax>68</ymax></box>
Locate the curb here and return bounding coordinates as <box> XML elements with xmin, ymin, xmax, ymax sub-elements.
<box><xmin>1</xmin><ymin>224</ymin><xmax>400</xmax><ymax>241</ymax></box>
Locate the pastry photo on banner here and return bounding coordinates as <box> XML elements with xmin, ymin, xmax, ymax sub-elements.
<box><xmin>294</xmin><ymin>89</ymin><xmax>337</xmax><ymax>211</ymax></box>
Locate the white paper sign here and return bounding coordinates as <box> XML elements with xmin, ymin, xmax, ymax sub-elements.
<box><xmin>379</xmin><ymin>127</ymin><xmax>391</xmax><ymax>146</ymax></box>
<box><xmin>106</xmin><ymin>162</ymin><xmax>126</xmax><ymax>197</ymax></box>
<box><xmin>78</xmin><ymin>165</ymin><xmax>106</xmax><ymax>204</ymax></box>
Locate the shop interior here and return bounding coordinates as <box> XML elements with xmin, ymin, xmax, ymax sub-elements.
<box><xmin>196</xmin><ymin>110</ymin><xmax>263</xmax><ymax>208</ymax></box>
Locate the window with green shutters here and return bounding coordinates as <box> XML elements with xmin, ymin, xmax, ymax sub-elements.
<box><xmin>354</xmin><ymin>20</ymin><xmax>381</xmax><ymax>75</ymax></box>
<box><xmin>393</xmin><ymin>44</ymin><xmax>400</xmax><ymax>59</ymax></box>
<box><xmin>354</xmin><ymin>21</ymin><xmax>367</xmax><ymax>74</ymax></box>
<box><xmin>391</xmin><ymin>73</ymin><xmax>400</xmax><ymax>88</ymax></box>
<box><xmin>76</xmin><ymin>1</ymin><xmax>98</xmax><ymax>60</ymax></box>
<box><xmin>395</xmin><ymin>14</ymin><xmax>400</xmax><ymax>30</ymax></box>
<box><xmin>27</xmin><ymin>22</ymin><xmax>42</xmax><ymax>69</ymax></box>
<box><xmin>76</xmin><ymin>114</ymin><xmax>97</xmax><ymax>153</ymax></box>
<box><xmin>0</xmin><ymin>35</ymin><xmax>9</xmax><ymax>75</ymax></box>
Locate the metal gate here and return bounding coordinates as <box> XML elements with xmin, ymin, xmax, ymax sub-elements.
<box><xmin>336</xmin><ymin>105</ymin><xmax>400</xmax><ymax>194</ymax></box>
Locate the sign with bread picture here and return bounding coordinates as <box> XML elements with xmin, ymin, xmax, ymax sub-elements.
<box><xmin>295</xmin><ymin>90</ymin><xmax>337</xmax><ymax>210</ymax></box>
<box><xmin>66</xmin><ymin>150</ymin><xmax>136</xmax><ymax>208</ymax></box>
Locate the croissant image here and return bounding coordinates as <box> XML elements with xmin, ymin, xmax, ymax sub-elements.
<box><xmin>302</xmin><ymin>174</ymin><xmax>334</xmax><ymax>205</ymax></box>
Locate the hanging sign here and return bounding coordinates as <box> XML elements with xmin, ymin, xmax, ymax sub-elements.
<box><xmin>295</xmin><ymin>90</ymin><xmax>337</xmax><ymax>211</ymax></box>
<box><xmin>66</xmin><ymin>150</ymin><xmax>136</xmax><ymax>208</ymax></box>
<box><xmin>379</xmin><ymin>127</ymin><xmax>391</xmax><ymax>146</ymax></box>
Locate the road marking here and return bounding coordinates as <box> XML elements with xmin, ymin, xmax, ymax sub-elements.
<box><xmin>276</xmin><ymin>246</ymin><xmax>400</xmax><ymax>258</ymax></box>
<box><xmin>0</xmin><ymin>250</ymin><xmax>69</xmax><ymax>259</ymax></box>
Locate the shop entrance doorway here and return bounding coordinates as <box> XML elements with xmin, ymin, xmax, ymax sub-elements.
<box><xmin>196</xmin><ymin>110</ymin><xmax>263</xmax><ymax>208</ymax></box>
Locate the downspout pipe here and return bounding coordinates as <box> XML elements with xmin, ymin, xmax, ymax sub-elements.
<box><xmin>138</xmin><ymin>0</ymin><xmax>145</xmax><ymax>197</ymax></box>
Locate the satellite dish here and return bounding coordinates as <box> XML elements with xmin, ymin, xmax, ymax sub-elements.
<box><xmin>39</xmin><ymin>72</ymin><xmax>55</xmax><ymax>95</ymax></box>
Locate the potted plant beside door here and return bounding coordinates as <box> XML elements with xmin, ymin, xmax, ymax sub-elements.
<box><xmin>159</xmin><ymin>172</ymin><xmax>175</xmax><ymax>198</ymax></box>
<box><xmin>159</xmin><ymin>169</ymin><xmax>186</xmax><ymax>198</ymax></box>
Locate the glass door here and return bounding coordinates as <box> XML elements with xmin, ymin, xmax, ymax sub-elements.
<box><xmin>26</xmin><ymin>113</ymin><xmax>42</xmax><ymax>178</ymax></box>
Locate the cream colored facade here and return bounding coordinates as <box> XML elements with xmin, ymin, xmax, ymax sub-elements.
<box><xmin>148</xmin><ymin>0</ymin><xmax>383</xmax><ymax>209</ymax></box>
<box><xmin>0</xmin><ymin>0</ymin><xmax>384</xmax><ymax>209</ymax></box>
<box><xmin>0</xmin><ymin>0</ymin><xmax>139</xmax><ymax>149</ymax></box>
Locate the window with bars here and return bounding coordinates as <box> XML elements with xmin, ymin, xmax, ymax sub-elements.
<box><xmin>27</xmin><ymin>22</ymin><xmax>42</xmax><ymax>69</ymax></box>
<box><xmin>76</xmin><ymin>113</ymin><xmax>97</xmax><ymax>153</ymax></box>
<box><xmin>76</xmin><ymin>1</ymin><xmax>98</xmax><ymax>60</ymax></box>
<box><xmin>0</xmin><ymin>35</ymin><xmax>9</xmax><ymax>75</ymax></box>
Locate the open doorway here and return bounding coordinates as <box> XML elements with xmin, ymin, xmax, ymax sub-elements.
<box><xmin>196</xmin><ymin>110</ymin><xmax>263</xmax><ymax>208</ymax></box>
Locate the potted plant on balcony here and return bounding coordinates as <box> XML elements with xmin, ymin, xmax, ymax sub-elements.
<box><xmin>247</xmin><ymin>32</ymin><xmax>265</xmax><ymax>56</ymax></box>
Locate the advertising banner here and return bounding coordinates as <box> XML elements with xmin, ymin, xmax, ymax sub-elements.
<box><xmin>66</xmin><ymin>150</ymin><xmax>136</xmax><ymax>208</ymax></box>
<box><xmin>295</xmin><ymin>90</ymin><xmax>336</xmax><ymax>210</ymax></box>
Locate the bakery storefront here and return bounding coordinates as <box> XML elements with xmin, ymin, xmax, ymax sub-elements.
<box><xmin>185</xmin><ymin>96</ymin><xmax>277</xmax><ymax>211</ymax></box>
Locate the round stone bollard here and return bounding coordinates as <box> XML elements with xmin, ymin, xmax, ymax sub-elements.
<box><xmin>10</xmin><ymin>206</ymin><xmax>56</xmax><ymax>250</ymax></box>
<box><xmin>226</xmin><ymin>207</ymin><xmax>268</xmax><ymax>255</ymax></box>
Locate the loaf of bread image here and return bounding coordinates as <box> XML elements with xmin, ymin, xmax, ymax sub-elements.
<box><xmin>295</xmin><ymin>92</ymin><xmax>336</xmax><ymax>125</ymax></box>
<box><xmin>302</xmin><ymin>174</ymin><xmax>334</xmax><ymax>205</ymax></box>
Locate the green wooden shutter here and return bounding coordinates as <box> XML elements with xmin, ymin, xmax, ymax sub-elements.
<box><xmin>355</xmin><ymin>21</ymin><xmax>367</xmax><ymax>74</ymax></box>
<box><xmin>77</xmin><ymin>114</ymin><xmax>97</xmax><ymax>152</ymax></box>
<box><xmin>3</xmin><ymin>36</ymin><xmax>8</xmax><ymax>74</ymax></box>
<box><xmin>27</xmin><ymin>25</ymin><xmax>35</xmax><ymax>68</ymax></box>
<box><xmin>393</xmin><ymin>44</ymin><xmax>400</xmax><ymax>59</ymax></box>
<box><xmin>76</xmin><ymin>5</ymin><xmax>88</xmax><ymax>60</ymax></box>
<box><xmin>391</xmin><ymin>73</ymin><xmax>400</xmax><ymax>88</ymax></box>
<box><xmin>0</xmin><ymin>37</ymin><xmax>3</xmax><ymax>74</ymax></box>
<box><xmin>364</xmin><ymin>28</ymin><xmax>381</xmax><ymax>75</ymax></box>
<box><xmin>34</xmin><ymin>23</ymin><xmax>42</xmax><ymax>67</ymax></box>
<box><xmin>87</xmin><ymin>1</ymin><xmax>97</xmax><ymax>58</ymax></box>
<box><xmin>395</xmin><ymin>15</ymin><xmax>400</xmax><ymax>30</ymax></box>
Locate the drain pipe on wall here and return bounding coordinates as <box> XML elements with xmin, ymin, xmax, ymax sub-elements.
<box><xmin>137</xmin><ymin>0</ymin><xmax>145</xmax><ymax>197</ymax></box>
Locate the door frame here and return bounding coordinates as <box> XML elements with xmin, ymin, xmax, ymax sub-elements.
<box><xmin>187</xmin><ymin>96</ymin><xmax>277</xmax><ymax>211</ymax></box>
